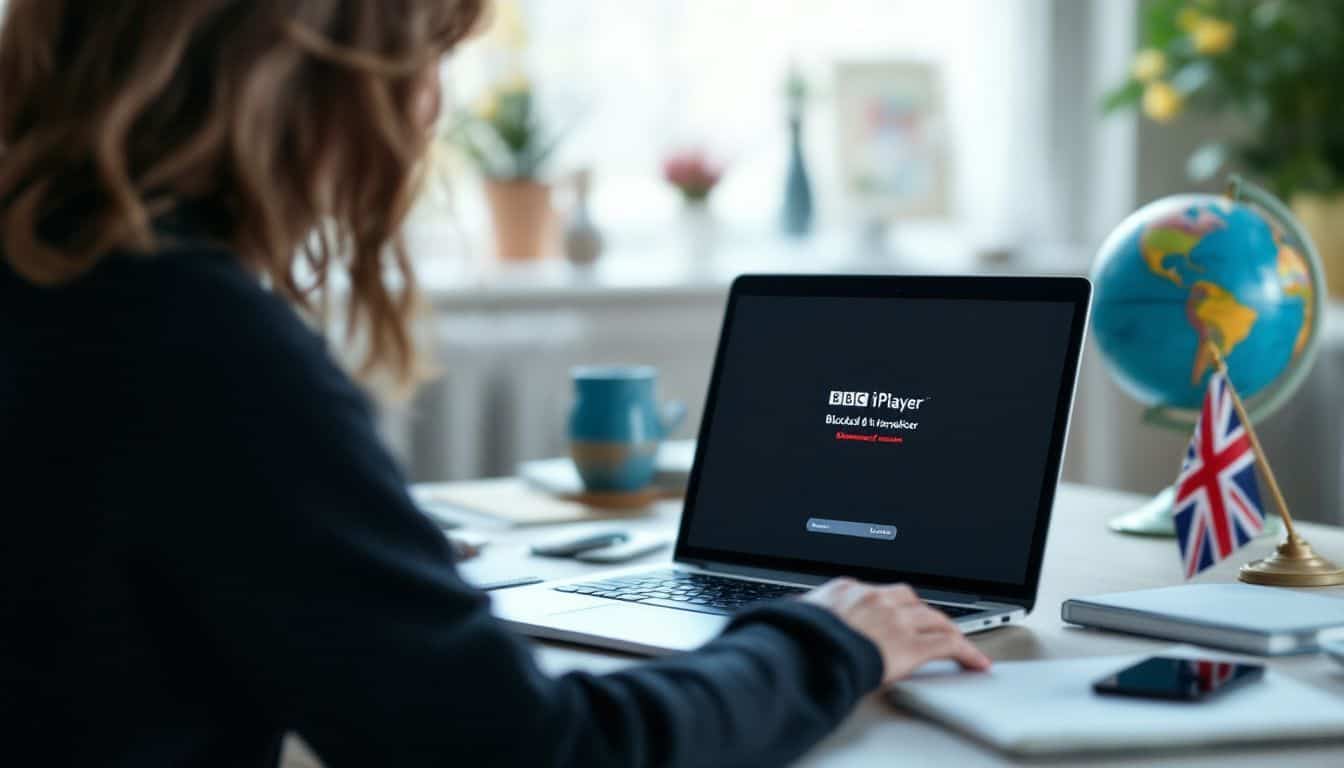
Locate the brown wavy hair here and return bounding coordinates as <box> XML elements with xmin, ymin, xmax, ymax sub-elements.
<box><xmin>0</xmin><ymin>0</ymin><xmax>484</xmax><ymax>385</ymax></box>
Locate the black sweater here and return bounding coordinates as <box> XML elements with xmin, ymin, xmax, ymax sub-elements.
<box><xmin>0</xmin><ymin>240</ymin><xmax>883</xmax><ymax>767</ymax></box>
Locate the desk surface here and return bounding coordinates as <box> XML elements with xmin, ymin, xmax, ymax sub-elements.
<box><xmin>455</xmin><ymin>481</ymin><xmax>1344</xmax><ymax>766</ymax></box>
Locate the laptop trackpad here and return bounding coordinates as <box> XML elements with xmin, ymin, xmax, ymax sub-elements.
<box><xmin>546</xmin><ymin>603</ymin><xmax>729</xmax><ymax>652</ymax></box>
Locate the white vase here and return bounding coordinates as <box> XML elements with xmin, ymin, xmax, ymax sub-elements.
<box><xmin>679</xmin><ymin>200</ymin><xmax>717</xmax><ymax>262</ymax></box>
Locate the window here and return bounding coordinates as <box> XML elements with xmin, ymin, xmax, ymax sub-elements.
<box><xmin>439</xmin><ymin>1</ymin><xmax>1058</xmax><ymax>257</ymax></box>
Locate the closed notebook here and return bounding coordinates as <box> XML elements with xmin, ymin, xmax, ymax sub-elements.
<box><xmin>1061</xmin><ymin>583</ymin><xmax>1344</xmax><ymax>655</ymax></box>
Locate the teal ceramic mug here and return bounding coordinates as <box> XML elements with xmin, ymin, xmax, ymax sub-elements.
<box><xmin>568</xmin><ymin>365</ymin><xmax>686</xmax><ymax>492</ymax></box>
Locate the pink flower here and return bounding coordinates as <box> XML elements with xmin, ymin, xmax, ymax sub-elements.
<box><xmin>662</xmin><ymin>149</ymin><xmax>723</xmax><ymax>201</ymax></box>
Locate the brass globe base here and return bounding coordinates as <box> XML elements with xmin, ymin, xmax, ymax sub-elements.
<box><xmin>1239</xmin><ymin>535</ymin><xmax>1344</xmax><ymax>587</ymax></box>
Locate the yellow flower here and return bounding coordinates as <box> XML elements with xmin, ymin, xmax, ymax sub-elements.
<box><xmin>1142</xmin><ymin>81</ymin><xmax>1183</xmax><ymax>123</ymax></box>
<box><xmin>1176</xmin><ymin>7</ymin><xmax>1203</xmax><ymax>31</ymax></box>
<box><xmin>474</xmin><ymin>91</ymin><xmax>499</xmax><ymax>121</ymax></box>
<box><xmin>500</xmin><ymin>70</ymin><xmax>530</xmax><ymax>94</ymax></box>
<box><xmin>491</xmin><ymin>0</ymin><xmax>528</xmax><ymax>50</ymax></box>
<box><xmin>1191</xmin><ymin>17</ymin><xmax>1236</xmax><ymax>55</ymax></box>
<box><xmin>1131</xmin><ymin>49</ymin><xmax>1167</xmax><ymax>83</ymax></box>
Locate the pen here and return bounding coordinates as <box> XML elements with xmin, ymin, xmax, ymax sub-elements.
<box><xmin>478</xmin><ymin>576</ymin><xmax>545</xmax><ymax>591</ymax></box>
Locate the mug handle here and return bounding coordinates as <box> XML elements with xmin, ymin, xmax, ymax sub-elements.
<box><xmin>660</xmin><ymin>401</ymin><xmax>688</xmax><ymax>437</ymax></box>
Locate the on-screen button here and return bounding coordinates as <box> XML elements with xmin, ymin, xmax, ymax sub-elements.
<box><xmin>806</xmin><ymin>517</ymin><xmax>897</xmax><ymax>541</ymax></box>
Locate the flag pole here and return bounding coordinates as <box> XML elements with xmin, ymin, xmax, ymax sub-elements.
<box><xmin>1206</xmin><ymin>342</ymin><xmax>1344</xmax><ymax>586</ymax></box>
<box><xmin>1207</xmin><ymin>344</ymin><xmax>1298</xmax><ymax>541</ymax></box>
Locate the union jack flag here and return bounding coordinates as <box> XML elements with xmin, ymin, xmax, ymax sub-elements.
<box><xmin>1191</xmin><ymin>660</ymin><xmax>1235</xmax><ymax>695</ymax></box>
<box><xmin>1173</xmin><ymin>371</ymin><xmax>1266</xmax><ymax>578</ymax></box>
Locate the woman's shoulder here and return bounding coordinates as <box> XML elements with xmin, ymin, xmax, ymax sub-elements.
<box><xmin>2</xmin><ymin>237</ymin><xmax>296</xmax><ymax>329</ymax></box>
<box><xmin>133</xmin><ymin>242</ymin><xmax>358</xmax><ymax>402</ymax></box>
<box><xmin>14</xmin><ymin>239</ymin><xmax>357</xmax><ymax>413</ymax></box>
<box><xmin>1</xmin><ymin>238</ymin><xmax>284</xmax><ymax>347</ymax></box>
<box><xmin>5</xmin><ymin>237</ymin><xmax>368</xmax><ymax>422</ymax></box>
<box><xmin>93</xmin><ymin>241</ymin><xmax>328</xmax><ymax>368</ymax></box>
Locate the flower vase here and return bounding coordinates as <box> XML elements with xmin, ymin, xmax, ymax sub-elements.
<box><xmin>485</xmin><ymin>179</ymin><xmax>553</xmax><ymax>262</ymax></box>
<box><xmin>563</xmin><ymin>170</ymin><xmax>603</xmax><ymax>266</ymax></box>
<box><xmin>781</xmin><ymin>116</ymin><xmax>813</xmax><ymax>237</ymax></box>
<box><xmin>679</xmin><ymin>199</ymin><xmax>717</xmax><ymax>262</ymax></box>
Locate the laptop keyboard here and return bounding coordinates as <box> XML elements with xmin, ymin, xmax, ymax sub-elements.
<box><xmin>554</xmin><ymin>570</ymin><xmax>806</xmax><ymax>615</ymax></box>
<box><xmin>553</xmin><ymin>569</ymin><xmax>982</xmax><ymax>618</ymax></box>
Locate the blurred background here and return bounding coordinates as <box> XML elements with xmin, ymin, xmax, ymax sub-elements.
<box><xmin>378</xmin><ymin>0</ymin><xmax>1344</xmax><ymax>525</ymax></box>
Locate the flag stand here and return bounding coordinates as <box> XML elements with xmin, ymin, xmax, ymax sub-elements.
<box><xmin>1208</xmin><ymin>345</ymin><xmax>1344</xmax><ymax>586</ymax></box>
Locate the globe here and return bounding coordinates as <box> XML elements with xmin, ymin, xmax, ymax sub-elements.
<box><xmin>1091</xmin><ymin>181</ymin><xmax>1325</xmax><ymax>423</ymax></box>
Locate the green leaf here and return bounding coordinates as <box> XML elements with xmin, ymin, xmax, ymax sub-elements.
<box><xmin>1101</xmin><ymin>80</ymin><xmax>1144</xmax><ymax>113</ymax></box>
<box><xmin>1142</xmin><ymin>0</ymin><xmax>1187</xmax><ymax>48</ymax></box>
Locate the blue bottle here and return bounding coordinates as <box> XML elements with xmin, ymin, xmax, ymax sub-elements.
<box><xmin>781</xmin><ymin>68</ymin><xmax>813</xmax><ymax>238</ymax></box>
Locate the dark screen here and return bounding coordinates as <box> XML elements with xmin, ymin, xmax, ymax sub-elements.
<box><xmin>683</xmin><ymin>294</ymin><xmax>1076</xmax><ymax>586</ymax></box>
<box><xmin>1094</xmin><ymin>657</ymin><xmax>1264</xmax><ymax>700</ymax></box>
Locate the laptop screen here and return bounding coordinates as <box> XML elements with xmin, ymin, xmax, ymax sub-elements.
<box><xmin>677</xmin><ymin>277</ymin><xmax>1089</xmax><ymax>603</ymax></box>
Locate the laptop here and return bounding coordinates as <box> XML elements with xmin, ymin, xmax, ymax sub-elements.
<box><xmin>493</xmin><ymin>274</ymin><xmax>1092</xmax><ymax>655</ymax></box>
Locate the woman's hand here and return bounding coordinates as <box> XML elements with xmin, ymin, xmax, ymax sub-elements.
<box><xmin>801</xmin><ymin>578</ymin><xmax>992</xmax><ymax>684</ymax></box>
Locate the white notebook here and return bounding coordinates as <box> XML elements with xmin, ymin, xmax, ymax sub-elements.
<box><xmin>890</xmin><ymin>648</ymin><xmax>1344</xmax><ymax>756</ymax></box>
<box><xmin>1061</xmin><ymin>583</ymin><xmax>1344</xmax><ymax>655</ymax></box>
<box><xmin>517</xmin><ymin>439</ymin><xmax>696</xmax><ymax>497</ymax></box>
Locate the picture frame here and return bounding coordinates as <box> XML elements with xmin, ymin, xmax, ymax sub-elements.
<box><xmin>833</xmin><ymin>60</ymin><xmax>949</xmax><ymax>219</ymax></box>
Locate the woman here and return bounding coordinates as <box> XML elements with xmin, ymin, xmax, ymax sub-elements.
<box><xmin>0</xmin><ymin>2</ymin><xmax>990</xmax><ymax>766</ymax></box>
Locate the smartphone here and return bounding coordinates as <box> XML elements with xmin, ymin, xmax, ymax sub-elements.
<box><xmin>530</xmin><ymin>531</ymin><xmax>628</xmax><ymax>558</ymax></box>
<box><xmin>1093</xmin><ymin>656</ymin><xmax>1264</xmax><ymax>702</ymax></box>
<box><xmin>573</xmin><ymin>535</ymin><xmax>670</xmax><ymax>564</ymax></box>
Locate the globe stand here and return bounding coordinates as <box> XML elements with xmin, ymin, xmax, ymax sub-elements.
<box><xmin>1108</xmin><ymin>485</ymin><xmax>1281</xmax><ymax>538</ymax></box>
<box><xmin>1108</xmin><ymin>487</ymin><xmax>1176</xmax><ymax>536</ymax></box>
<box><xmin>1100</xmin><ymin>176</ymin><xmax>1322</xmax><ymax>551</ymax></box>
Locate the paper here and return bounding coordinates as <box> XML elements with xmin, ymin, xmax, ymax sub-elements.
<box><xmin>889</xmin><ymin>647</ymin><xmax>1344</xmax><ymax>756</ymax></box>
<box><xmin>518</xmin><ymin>439</ymin><xmax>696</xmax><ymax>497</ymax></box>
<box><xmin>412</xmin><ymin>479</ymin><xmax>652</xmax><ymax>526</ymax></box>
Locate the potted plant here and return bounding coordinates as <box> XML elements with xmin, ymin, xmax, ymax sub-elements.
<box><xmin>455</xmin><ymin>78</ymin><xmax>566</xmax><ymax>262</ymax></box>
<box><xmin>1104</xmin><ymin>0</ymin><xmax>1344</xmax><ymax>297</ymax></box>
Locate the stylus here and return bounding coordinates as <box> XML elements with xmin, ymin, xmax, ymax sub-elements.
<box><xmin>478</xmin><ymin>576</ymin><xmax>545</xmax><ymax>591</ymax></box>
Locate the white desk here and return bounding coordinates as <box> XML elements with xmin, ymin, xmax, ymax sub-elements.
<box><xmin>436</xmin><ymin>481</ymin><xmax>1344</xmax><ymax>767</ymax></box>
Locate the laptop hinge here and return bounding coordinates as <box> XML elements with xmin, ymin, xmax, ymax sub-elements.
<box><xmin>918</xmin><ymin>587</ymin><xmax>984</xmax><ymax>605</ymax></box>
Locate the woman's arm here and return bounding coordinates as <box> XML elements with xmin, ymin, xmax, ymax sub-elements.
<box><xmin>137</xmin><ymin>284</ymin><xmax>884</xmax><ymax>767</ymax></box>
